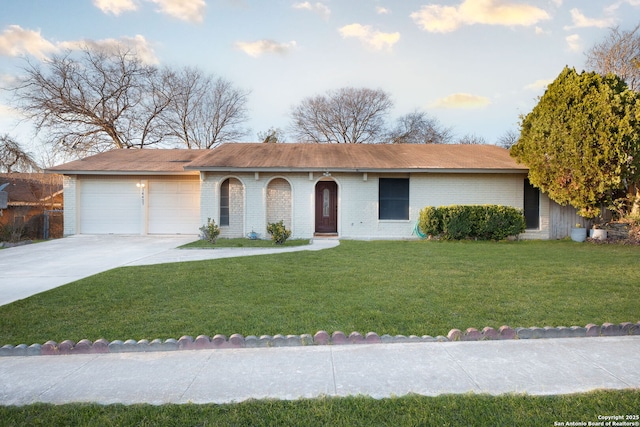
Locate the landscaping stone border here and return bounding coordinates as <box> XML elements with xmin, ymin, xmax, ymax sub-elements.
<box><xmin>1</xmin><ymin>322</ymin><xmax>638</xmax><ymax>357</ymax></box>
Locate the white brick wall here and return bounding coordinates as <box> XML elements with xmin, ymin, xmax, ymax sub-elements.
<box><xmin>199</xmin><ymin>171</ymin><xmax>547</xmax><ymax>240</ymax></box>
<box><xmin>63</xmin><ymin>171</ymin><xmax>548</xmax><ymax>240</ymax></box>
<box><xmin>200</xmin><ymin>175</ymin><xmax>246</xmax><ymax>238</ymax></box>
<box><xmin>266</xmin><ymin>178</ymin><xmax>292</xmax><ymax>229</ymax></box>
<box><xmin>62</xmin><ymin>175</ymin><xmax>77</xmax><ymax>236</ymax></box>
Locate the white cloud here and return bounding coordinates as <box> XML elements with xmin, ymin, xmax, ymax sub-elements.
<box><xmin>292</xmin><ymin>2</ymin><xmax>330</xmax><ymax>20</ymax></box>
<box><xmin>410</xmin><ymin>0</ymin><xmax>550</xmax><ymax>33</ymax></box>
<box><xmin>93</xmin><ymin>0</ymin><xmax>206</xmax><ymax>22</ymax></box>
<box><xmin>376</xmin><ymin>6</ymin><xmax>390</xmax><ymax>15</ymax></box>
<box><xmin>59</xmin><ymin>35</ymin><xmax>159</xmax><ymax>64</ymax></box>
<box><xmin>564</xmin><ymin>8</ymin><xmax>616</xmax><ymax>30</ymax></box>
<box><xmin>606</xmin><ymin>0</ymin><xmax>640</xmax><ymax>13</ymax></box>
<box><xmin>0</xmin><ymin>25</ymin><xmax>57</xmax><ymax>60</ymax></box>
<box><xmin>148</xmin><ymin>0</ymin><xmax>206</xmax><ymax>23</ymax></box>
<box><xmin>0</xmin><ymin>73</ymin><xmax>17</xmax><ymax>87</ymax></box>
<box><xmin>93</xmin><ymin>0</ymin><xmax>138</xmax><ymax>15</ymax></box>
<box><xmin>565</xmin><ymin>34</ymin><xmax>582</xmax><ymax>52</ymax></box>
<box><xmin>234</xmin><ymin>39</ymin><xmax>297</xmax><ymax>58</ymax></box>
<box><xmin>0</xmin><ymin>24</ymin><xmax>158</xmax><ymax>64</ymax></box>
<box><xmin>524</xmin><ymin>78</ymin><xmax>553</xmax><ymax>91</ymax></box>
<box><xmin>432</xmin><ymin>93</ymin><xmax>491</xmax><ymax>109</ymax></box>
<box><xmin>339</xmin><ymin>23</ymin><xmax>400</xmax><ymax>51</ymax></box>
<box><xmin>0</xmin><ymin>103</ymin><xmax>21</xmax><ymax>121</ymax></box>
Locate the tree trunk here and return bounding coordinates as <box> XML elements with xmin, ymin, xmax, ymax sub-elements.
<box><xmin>630</xmin><ymin>183</ymin><xmax>640</xmax><ymax>217</ymax></box>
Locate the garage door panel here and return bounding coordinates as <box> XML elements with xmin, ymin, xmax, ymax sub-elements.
<box><xmin>80</xmin><ymin>180</ymin><xmax>141</xmax><ymax>234</ymax></box>
<box><xmin>148</xmin><ymin>179</ymin><xmax>200</xmax><ymax>234</ymax></box>
<box><xmin>79</xmin><ymin>178</ymin><xmax>200</xmax><ymax>235</ymax></box>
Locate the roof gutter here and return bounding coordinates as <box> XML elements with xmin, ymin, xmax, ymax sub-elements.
<box><xmin>44</xmin><ymin>170</ymin><xmax>200</xmax><ymax>176</ymax></box>
<box><xmin>186</xmin><ymin>167</ymin><xmax>528</xmax><ymax>174</ymax></box>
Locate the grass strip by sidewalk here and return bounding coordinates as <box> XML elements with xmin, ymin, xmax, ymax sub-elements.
<box><xmin>1</xmin><ymin>390</ymin><xmax>639</xmax><ymax>427</ymax></box>
<box><xmin>1</xmin><ymin>240</ymin><xmax>639</xmax><ymax>344</ymax></box>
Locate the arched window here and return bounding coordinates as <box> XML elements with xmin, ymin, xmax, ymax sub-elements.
<box><xmin>220</xmin><ymin>179</ymin><xmax>230</xmax><ymax>226</ymax></box>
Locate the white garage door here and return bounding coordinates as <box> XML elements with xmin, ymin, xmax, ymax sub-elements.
<box><xmin>148</xmin><ymin>179</ymin><xmax>200</xmax><ymax>234</ymax></box>
<box><xmin>79</xmin><ymin>179</ymin><xmax>141</xmax><ymax>234</ymax></box>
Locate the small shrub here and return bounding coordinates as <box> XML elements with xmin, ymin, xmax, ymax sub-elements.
<box><xmin>418</xmin><ymin>205</ymin><xmax>526</xmax><ymax>241</ymax></box>
<box><xmin>267</xmin><ymin>220</ymin><xmax>291</xmax><ymax>245</ymax></box>
<box><xmin>199</xmin><ymin>218</ymin><xmax>220</xmax><ymax>244</ymax></box>
<box><xmin>0</xmin><ymin>223</ymin><xmax>26</xmax><ymax>243</ymax></box>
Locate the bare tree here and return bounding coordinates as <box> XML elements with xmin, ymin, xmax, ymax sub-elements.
<box><xmin>496</xmin><ymin>129</ymin><xmax>519</xmax><ymax>149</ymax></box>
<box><xmin>289</xmin><ymin>87</ymin><xmax>393</xmax><ymax>143</ymax></box>
<box><xmin>161</xmin><ymin>67</ymin><xmax>250</xmax><ymax>148</ymax></box>
<box><xmin>586</xmin><ymin>24</ymin><xmax>640</xmax><ymax>91</ymax></box>
<box><xmin>386</xmin><ymin>110</ymin><xmax>453</xmax><ymax>144</ymax></box>
<box><xmin>10</xmin><ymin>44</ymin><xmax>171</xmax><ymax>154</ymax></box>
<box><xmin>0</xmin><ymin>134</ymin><xmax>40</xmax><ymax>172</ymax></box>
<box><xmin>457</xmin><ymin>133</ymin><xmax>487</xmax><ymax>145</ymax></box>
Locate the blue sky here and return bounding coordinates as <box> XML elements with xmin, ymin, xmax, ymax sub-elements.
<box><xmin>1</xmin><ymin>0</ymin><xmax>639</xmax><ymax>153</ymax></box>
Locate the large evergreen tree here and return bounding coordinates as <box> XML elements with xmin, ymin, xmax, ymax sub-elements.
<box><xmin>511</xmin><ymin>66</ymin><xmax>640</xmax><ymax>218</ymax></box>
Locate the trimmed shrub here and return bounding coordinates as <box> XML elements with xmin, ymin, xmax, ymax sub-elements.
<box><xmin>418</xmin><ymin>206</ymin><xmax>442</xmax><ymax>237</ymax></box>
<box><xmin>267</xmin><ymin>220</ymin><xmax>291</xmax><ymax>245</ymax></box>
<box><xmin>199</xmin><ymin>218</ymin><xmax>220</xmax><ymax>244</ymax></box>
<box><xmin>418</xmin><ymin>205</ymin><xmax>526</xmax><ymax>241</ymax></box>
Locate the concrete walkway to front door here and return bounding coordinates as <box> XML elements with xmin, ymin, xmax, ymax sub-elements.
<box><xmin>0</xmin><ymin>235</ymin><xmax>339</xmax><ymax>306</ymax></box>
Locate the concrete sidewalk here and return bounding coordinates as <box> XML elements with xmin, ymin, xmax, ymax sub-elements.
<box><xmin>1</xmin><ymin>336</ymin><xmax>638</xmax><ymax>405</ymax></box>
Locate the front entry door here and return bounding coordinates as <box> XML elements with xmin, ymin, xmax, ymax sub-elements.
<box><xmin>315</xmin><ymin>181</ymin><xmax>338</xmax><ymax>234</ymax></box>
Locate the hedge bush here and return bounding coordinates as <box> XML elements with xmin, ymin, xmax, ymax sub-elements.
<box><xmin>418</xmin><ymin>205</ymin><xmax>526</xmax><ymax>241</ymax></box>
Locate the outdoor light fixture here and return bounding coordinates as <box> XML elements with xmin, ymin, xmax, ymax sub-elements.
<box><xmin>323</xmin><ymin>171</ymin><xmax>331</xmax><ymax>177</ymax></box>
<box><xmin>136</xmin><ymin>182</ymin><xmax>146</xmax><ymax>205</ymax></box>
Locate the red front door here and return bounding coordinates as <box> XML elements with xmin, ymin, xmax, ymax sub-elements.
<box><xmin>315</xmin><ymin>181</ymin><xmax>338</xmax><ymax>234</ymax></box>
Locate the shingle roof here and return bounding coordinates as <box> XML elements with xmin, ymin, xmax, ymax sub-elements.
<box><xmin>45</xmin><ymin>144</ymin><xmax>527</xmax><ymax>174</ymax></box>
<box><xmin>46</xmin><ymin>149</ymin><xmax>209</xmax><ymax>174</ymax></box>
<box><xmin>186</xmin><ymin>143</ymin><xmax>526</xmax><ymax>172</ymax></box>
<box><xmin>0</xmin><ymin>173</ymin><xmax>63</xmax><ymax>204</ymax></box>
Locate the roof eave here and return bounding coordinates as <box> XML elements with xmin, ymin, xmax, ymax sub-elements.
<box><xmin>45</xmin><ymin>170</ymin><xmax>200</xmax><ymax>176</ymax></box>
<box><xmin>187</xmin><ymin>167</ymin><xmax>528</xmax><ymax>174</ymax></box>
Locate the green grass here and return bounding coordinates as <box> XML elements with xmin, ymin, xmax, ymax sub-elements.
<box><xmin>180</xmin><ymin>237</ymin><xmax>310</xmax><ymax>248</ymax></box>
<box><xmin>1</xmin><ymin>240</ymin><xmax>639</xmax><ymax>344</ymax></box>
<box><xmin>1</xmin><ymin>391</ymin><xmax>639</xmax><ymax>426</ymax></box>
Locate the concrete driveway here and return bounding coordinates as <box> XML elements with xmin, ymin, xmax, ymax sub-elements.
<box><xmin>0</xmin><ymin>235</ymin><xmax>197</xmax><ymax>306</ymax></box>
<box><xmin>0</xmin><ymin>235</ymin><xmax>340</xmax><ymax>307</ymax></box>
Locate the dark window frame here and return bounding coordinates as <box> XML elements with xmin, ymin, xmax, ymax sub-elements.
<box><xmin>220</xmin><ymin>179</ymin><xmax>230</xmax><ymax>226</ymax></box>
<box><xmin>524</xmin><ymin>178</ymin><xmax>540</xmax><ymax>229</ymax></box>
<box><xmin>379</xmin><ymin>178</ymin><xmax>410</xmax><ymax>220</ymax></box>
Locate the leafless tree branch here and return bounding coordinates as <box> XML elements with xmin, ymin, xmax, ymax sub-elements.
<box><xmin>289</xmin><ymin>87</ymin><xmax>393</xmax><ymax>143</ymax></box>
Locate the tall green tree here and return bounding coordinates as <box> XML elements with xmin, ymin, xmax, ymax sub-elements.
<box><xmin>511</xmin><ymin>66</ymin><xmax>640</xmax><ymax>218</ymax></box>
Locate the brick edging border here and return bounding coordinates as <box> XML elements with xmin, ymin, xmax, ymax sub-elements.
<box><xmin>1</xmin><ymin>322</ymin><xmax>638</xmax><ymax>357</ymax></box>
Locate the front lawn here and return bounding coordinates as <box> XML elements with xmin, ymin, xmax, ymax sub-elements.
<box><xmin>1</xmin><ymin>391</ymin><xmax>639</xmax><ymax>426</ymax></box>
<box><xmin>1</xmin><ymin>240</ymin><xmax>639</xmax><ymax>344</ymax></box>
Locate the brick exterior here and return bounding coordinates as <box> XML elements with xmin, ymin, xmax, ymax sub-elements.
<box><xmin>63</xmin><ymin>175</ymin><xmax>77</xmax><ymax>236</ymax></box>
<box><xmin>62</xmin><ymin>171</ymin><xmax>553</xmax><ymax>239</ymax></box>
<box><xmin>266</xmin><ymin>178</ymin><xmax>292</xmax><ymax>230</ymax></box>
<box><xmin>198</xmin><ymin>171</ymin><xmax>546</xmax><ymax>240</ymax></box>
